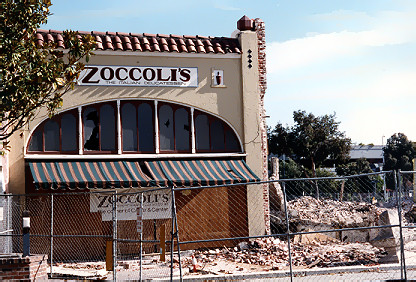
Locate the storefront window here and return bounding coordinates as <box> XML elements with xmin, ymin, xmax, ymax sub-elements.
<box><xmin>83</xmin><ymin>107</ymin><xmax>99</xmax><ymax>151</ymax></box>
<box><xmin>44</xmin><ymin>120</ymin><xmax>60</xmax><ymax>151</ymax></box>
<box><xmin>159</xmin><ymin>105</ymin><xmax>174</xmax><ymax>151</ymax></box>
<box><xmin>138</xmin><ymin>103</ymin><xmax>154</xmax><ymax>152</ymax></box>
<box><xmin>210</xmin><ymin>120</ymin><xmax>225</xmax><ymax>151</ymax></box>
<box><xmin>175</xmin><ymin>108</ymin><xmax>190</xmax><ymax>151</ymax></box>
<box><xmin>28</xmin><ymin>128</ymin><xmax>43</xmax><ymax>151</ymax></box>
<box><xmin>100</xmin><ymin>104</ymin><xmax>116</xmax><ymax>151</ymax></box>
<box><xmin>27</xmin><ymin>100</ymin><xmax>241</xmax><ymax>155</ymax></box>
<box><xmin>61</xmin><ymin>114</ymin><xmax>77</xmax><ymax>152</ymax></box>
<box><xmin>122</xmin><ymin>103</ymin><xmax>138</xmax><ymax>151</ymax></box>
<box><xmin>195</xmin><ymin>114</ymin><xmax>209</xmax><ymax>151</ymax></box>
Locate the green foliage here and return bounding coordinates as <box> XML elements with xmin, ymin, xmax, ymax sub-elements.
<box><xmin>336</xmin><ymin>158</ymin><xmax>383</xmax><ymax>194</ymax></box>
<box><xmin>383</xmin><ymin>133</ymin><xmax>416</xmax><ymax>189</ymax></box>
<box><xmin>0</xmin><ymin>0</ymin><xmax>95</xmax><ymax>148</ymax></box>
<box><xmin>383</xmin><ymin>133</ymin><xmax>415</xmax><ymax>172</ymax></box>
<box><xmin>268</xmin><ymin>110</ymin><xmax>352</xmax><ymax>178</ymax></box>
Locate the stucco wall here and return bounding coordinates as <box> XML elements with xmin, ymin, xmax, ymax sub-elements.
<box><xmin>7</xmin><ymin>28</ymin><xmax>267</xmax><ymax>237</ymax></box>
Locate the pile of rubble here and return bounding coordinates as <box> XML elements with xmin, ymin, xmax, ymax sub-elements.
<box><xmin>271</xmin><ymin>196</ymin><xmax>385</xmax><ymax>232</ymax></box>
<box><xmin>184</xmin><ymin>237</ymin><xmax>386</xmax><ymax>272</ymax></box>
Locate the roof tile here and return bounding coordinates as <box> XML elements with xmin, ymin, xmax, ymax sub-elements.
<box><xmin>35</xmin><ymin>29</ymin><xmax>241</xmax><ymax>55</ymax></box>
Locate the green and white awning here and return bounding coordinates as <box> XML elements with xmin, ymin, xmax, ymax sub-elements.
<box><xmin>29</xmin><ymin>161</ymin><xmax>154</xmax><ymax>189</ymax></box>
<box><xmin>29</xmin><ymin>159</ymin><xmax>259</xmax><ymax>190</ymax></box>
<box><xmin>145</xmin><ymin>159</ymin><xmax>259</xmax><ymax>187</ymax></box>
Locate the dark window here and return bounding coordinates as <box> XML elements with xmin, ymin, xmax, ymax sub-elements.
<box><xmin>100</xmin><ymin>104</ymin><xmax>116</xmax><ymax>151</ymax></box>
<box><xmin>61</xmin><ymin>114</ymin><xmax>77</xmax><ymax>152</ymax></box>
<box><xmin>83</xmin><ymin>107</ymin><xmax>99</xmax><ymax>151</ymax></box>
<box><xmin>175</xmin><ymin>108</ymin><xmax>190</xmax><ymax>151</ymax></box>
<box><xmin>28</xmin><ymin>128</ymin><xmax>43</xmax><ymax>151</ymax></box>
<box><xmin>195</xmin><ymin>110</ymin><xmax>241</xmax><ymax>153</ymax></box>
<box><xmin>27</xmin><ymin>100</ymin><xmax>241</xmax><ymax>155</ymax></box>
<box><xmin>225</xmin><ymin>130</ymin><xmax>240</xmax><ymax>152</ymax></box>
<box><xmin>195</xmin><ymin>114</ymin><xmax>209</xmax><ymax>151</ymax></box>
<box><xmin>210</xmin><ymin>120</ymin><xmax>225</xmax><ymax>151</ymax></box>
<box><xmin>122</xmin><ymin>103</ymin><xmax>138</xmax><ymax>151</ymax></box>
<box><xmin>159</xmin><ymin>104</ymin><xmax>174</xmax><ymax>151</ymax></box>
<box><xmin>138</xmin><ymin>103</ymin><xmax>154</xmax><ymax>152</ymax></box>
<box><xmin>44</xmin><ymin>120</ymin><xmax>60</xmax><ymax>151</ymax></box>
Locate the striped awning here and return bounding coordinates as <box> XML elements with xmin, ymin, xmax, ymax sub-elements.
<box><xmin>145</xmin><ymin>159</ymin><xmax>260</xmax><ymax>187</ymax></box>
<box><xmin>29</xmin><ymin>161</ymin><xmax>154</xmax><ymax>189</ymax></box>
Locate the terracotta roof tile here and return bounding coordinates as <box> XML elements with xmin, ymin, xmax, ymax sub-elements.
<box><xmin>121</xmin><ymin>36</ymin><xmax>133</xmax><ymax>51</ymax></box>
<box><xmin>131</xmin><ymin>37</ymin><xmax>142</xmax><ymax>51</ymax></box>
<box><xmin>35</xmin><ymin>29</ymin><xmax>241</xmax><ymax>55</ymax></box>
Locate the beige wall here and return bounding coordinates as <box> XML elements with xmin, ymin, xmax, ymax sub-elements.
<box><xmin>7</xmin><ymin>30</ymin><xmax>267</xmax><ymax>236</ymax></box>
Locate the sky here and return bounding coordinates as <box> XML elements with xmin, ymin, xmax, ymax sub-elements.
<box><xmin>41</xmin><ymin>0</ymin><xmax>416</xmax><ymax>145</ymax></box>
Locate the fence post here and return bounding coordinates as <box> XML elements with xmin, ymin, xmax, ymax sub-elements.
<box><xmin>396</xmin><ymin>171</ymin><xmax>407</xmax><ymax>280</ymax></box>
<box><xmin>281</xmin><ymin>182</ymin><xmax>293</xmax><ymax>282</ymax></box>
<box><xmin>171</xmin><ymin>187</ymin><xmax>182</xmax><ymax>281</ymax></box>
<box><xmin>112</xmin><ymin>191</ymin><xmax>117</xmax><ymax>282</ymax></box>
<box><xmin>139</xmin><ymin>192</ymin><xmax>143</xmax><ymax>282</ymax></box>
<box><xmin>50</xmin><ymin>194</ymin><xmax>54</xmax><ymax>276</ymax></box>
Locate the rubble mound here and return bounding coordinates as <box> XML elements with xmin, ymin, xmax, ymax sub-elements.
<box><xmin>185</xmin><ymin>237</ymin><xmax>386</xmax><ymax>272</ymax></box>
<box><xmin>283</xmin><ymin>196</ymin><xmax>384</xmax><ymax>228</ymax></box>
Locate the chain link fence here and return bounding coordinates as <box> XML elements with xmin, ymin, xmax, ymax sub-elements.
<box><xmin>0</xmin><ymin>171</ymin><xmax>415</xmax><ymax>280</ymax></box>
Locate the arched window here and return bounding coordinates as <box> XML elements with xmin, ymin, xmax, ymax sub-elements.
<box><xmin>122</xmin><ymin>103</ymin><xmax>138</xmax><ymax>151</ymax></box>
<box><xmin>195</xmin><ymin>114</ymin><xmax>209</xmax><ymax>151</ymax></box>
<box><xmin>61</xmin><ymin>114</ymin><xmax>77</xmax><ymax>152</ymax></box>
<box><xmin>159</xmin><ymin>104</ymin><xmax>174</xmax><ymax>151</ymax></box>
<box><xmin>83</xmin><ymin>102</ymin><xmax>116</xmax><ymax>152</ymax></box>
<box><xmin>28</xmin><ymin>128</ymin><xmax>43</xmax><ymax>152</ymax></box>
<box><xmin>194</xmin><ymin>110</ymin><xmax>240</xmax><ymax>153</ymax></box>
<box><xmin>138</xmin><ymin>103</ymin><xmax>154</xmax><ymax>152</ymax></box>
<box><xmin>27</xmin><ymin>109</ymin><xmax>78</xmax><ymax>153</ymax></box>
<box><xmin>44</xmin><ymin>120</ymin><xmax>60</xmax><ymax>151</ymax></box>
<box><xmin>100</xmin><ymin>104</ymin><xmax>116</xmax><ymax>151</ymax></box>
<box><xmin>121</xmin><ymin>102</ymin><xmax>154</xmax><ymax>153</ymax></box>
<box><xmin>175</xmin><ymin>108</ymin><xmax>190</xmax><ymax>151</ymax></box>
<box><xmin>27</xmin><ymin>100</ymin><xmax>241</xmax><ymax>155</ymax></box>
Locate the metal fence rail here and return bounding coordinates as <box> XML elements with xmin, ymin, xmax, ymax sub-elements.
<box><xmin>0</xmin><ymin>171</ymin><xmax>415</xmax><ymax>281</ymax></box>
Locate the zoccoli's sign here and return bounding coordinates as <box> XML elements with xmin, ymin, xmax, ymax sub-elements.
<box><xmin>90</xmin><ymin>190</ymin><xmax>172</xmax><ymax>221</ymax></box>
<box><xmin>78</xmin><ymin>65</ymin><xmax>198</xmax><ymax>87</ymax></box>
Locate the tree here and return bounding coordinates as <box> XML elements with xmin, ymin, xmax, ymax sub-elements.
<box><xmin>268</xmin><ymin>110</ymin><xmax>351</xmax><ymax>198</ymax></box>
<box><xmin>269</xmin><ymin>110</ymin><xmax>351</xmax><ymax>176</ymax></box>
<box><xmin>0</xmin><ymin>0</ymin><xmax>95</xmax><ymax>150</ymax></box>
<box><xmin>383</xmin><ymin>133</ymin><xmax>416</xmax><ymax>190</ymax></box>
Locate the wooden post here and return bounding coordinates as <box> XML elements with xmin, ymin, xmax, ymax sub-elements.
<box><xmin>340</xmin><ymin>180</ymin><xmax>345</xmax><ymax>202</ymax></box>
<box><xmin>106</xmin><ymin>240</ymin><xmax>113</xmax><ymax>271</ymax></box>
<box><xmin>160</xmin><ymin>224</ymin><xmax>166</xmax><ymax>262</ymax></box>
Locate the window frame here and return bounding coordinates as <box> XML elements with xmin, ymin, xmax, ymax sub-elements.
<box><xmin>120</xmin><ymin>100</ymin><xmax>155</xmax><ymax>154</ymax></box>
<box><xmin>26</xmin><ymin>109</ymin><xmax>79</xmax><ymax>154</ymax></box>
<box><xmin>82</xmin><ymin>101</ymin><xmax>117</xmax><ymax>154</ymax></box>
<box><xmin>157</xmin><ymin>102</ymin><xmax>192</xmax><ymax>154</ymax></box>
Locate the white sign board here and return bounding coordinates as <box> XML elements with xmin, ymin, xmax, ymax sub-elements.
<box><xmin>90</xmin><ymin>190</ymin><xmax>172</xmax><ymax>221</ymax></box>
<box><xmin>78</xmin><ymin>65</ymin><xmax>198</xmax><ymax>87</ymax></box>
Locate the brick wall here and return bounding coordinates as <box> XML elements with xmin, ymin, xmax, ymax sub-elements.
<box><xmin>0</xmin><ymin>255</ymin><xmax>48</xmax><ymax>281</ymax></box>
<box><xmin>254</xmin><ymin>18</ymin><xmax>270</xmax><ymax>234</ymax></box>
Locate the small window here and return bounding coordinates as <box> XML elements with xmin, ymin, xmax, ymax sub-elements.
<box><xmin>138</xmin><ymin>103</ymin><xmax>154</xmax><ymax>152</ymax></box>
<box><xmin>61</xmin><ymin>114</ymin><xmax>77</xmax><ymax>152</ymax></box>
<box><xmin>122</xmin><ymin>103</ymin><xmax>138</xmax><ymax>151</ymax></box>
<box><xmin>83</xmin><ymin>107</ymin><xmax>99</xmax><ymax>151</ymax></box>
<box><xmin>44</xmin><ymin>120</ymin><xmax>60</xmax><ymax>151</ymax></box>
<box><xmin>225</xmin><ymin>130</ymin><xmax>240</xmax><ymax>152</ymax></box>
<box><xmin>195</xmin><ymin>114</ymin><xmax>209</xmax><ymax>151</ymax></box>
<box><xmin>175</xmin><ymin>108</ymin><xmax>190</xmax><ymax>151</ymax></box>
<box><xmin>28</xmin><ymin>128</ymin><xmax>43</xmax><ymax>152</ymax></box>
<box><xmin>100</xmin><ymin>104</ymin><xmax>116</xmax><ymax>151</ymax></box>
<box><xmin>159</xmin><ymin>105</ymin><xmax>174</xmax><ymax>151</ymax></box>
<box><xmin>210</xmin><ymin>120</ymin><xmax>225</xmax><ymax>151</ymax></box>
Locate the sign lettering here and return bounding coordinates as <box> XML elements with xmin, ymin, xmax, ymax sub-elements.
<box><xmin>90</xmin><ymin>190</ymin><xmax>172</xmax><ymax>221</ymax></box>
<box><xmin>78</xmin><ymin>65</ymin><xmax>198</xmax><ymax>87</ymax></box>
